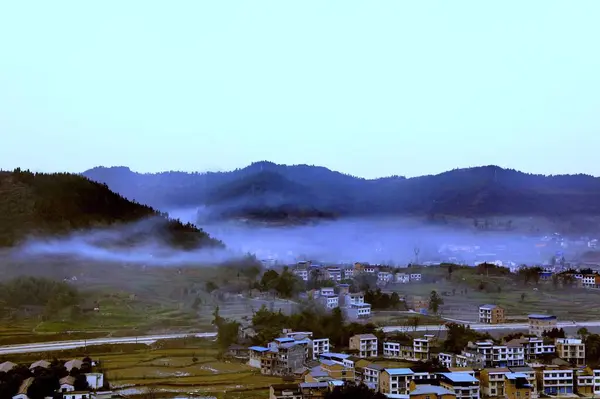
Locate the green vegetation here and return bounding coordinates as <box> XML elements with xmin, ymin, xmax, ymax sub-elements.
<box><xmin>326</xmin><ymin>382</ymin><xmax>386</xmax><ymax>399</ymax></box>
<box><xmin>364</xmin><ymin>289</ymin><xmax>403</xmax><ymax>310</ymax></box>
<box><xmin>442</xmin><ymin>323</ymin><xmax>493</xmax><ymax>354</ymax></box>
<box><xmin>257</xmin><ymin>268</ymin><xmax>304</xmax><ymax>298</ymax></box>
<box><xmin>0</xmin><ymin>169</ymin><xmax>222</xmax><ymax>248</ymax></box>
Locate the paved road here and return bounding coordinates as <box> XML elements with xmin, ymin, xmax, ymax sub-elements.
<box><xmin>382</xmin><ymin>320</ymin><xmax>600</xmax><ymax>333</ymax></box>
<box><xmin>0</xmin><ymin>332</ymin><xmax>217</xmax><ymax>355</ymax></box>
<box><xmin>5</xmin><ymin>319</ymin><xmax>600</xmax><ymax>355</ymax></box>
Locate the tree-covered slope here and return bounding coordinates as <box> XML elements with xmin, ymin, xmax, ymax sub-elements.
<box><xmin>0</xmin><ymin>169</ymin><xmax>222</xmax><ymax>248</ymax></box>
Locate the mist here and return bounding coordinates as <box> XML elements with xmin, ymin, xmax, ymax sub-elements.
<box><xmin>11</xmin><ymin>217</ymin><xmax>244</xmax><ymax>266</ymax></box>
<box><xmin>170</xmin><ymin>208</ymin><xmax>566</xmax><ymax>266</ymax></box>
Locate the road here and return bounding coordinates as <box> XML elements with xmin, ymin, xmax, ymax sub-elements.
<box><xmin>382</xmin><ymin>320</ymin><xmax>600</xmax><ymax>333</ymax></box>
<box><xmin>0</xmin><ymin>332</ymin><xmax>217</xmax><ymax>355</ymax></box>
<box><xmin>5</xmin><ymin>319</ymin><xmax>600</xmax><ymax>355</ymax></box>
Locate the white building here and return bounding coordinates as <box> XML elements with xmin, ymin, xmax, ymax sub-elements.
<box><xmin>320</xmin><ymin>287</ymin><xmax>335</xmax><ymax>296</ymax></box>
<box><xmin>344</xmin><ymin>303</ymin><xmax>371</xmax><ymax>320</ymax></box>
<box><xmin>378</xmin><ymin>271</ymin><xmax>393</xmax><ymax>283</ymax></box>
<box><xmin>350</xmin><ymin>334</ymin><xmax>378</xmax><ymax>358</ymax></box>
<box><xmin>325</xmin><ymin>268</ymin><xmax>342</xmax><ymax>282</ymax></box>
<box><xmin>555</xmin><ymin>338</ymin><xmax>586</xmax><ymax>366</ymax></box>
<box><xmin>311</xmin><ymin>338</ymin><xmax>330</xmax><ymax>360</ymax></box>
<box><xmin>410</xmin><ymin>273</ymin><xmax>422</xmax><ymax>281</ymax></box>
<box><xmin>343</xmin><ymin>268</ymin><xmax>354</xmax><ymax>280</ymax></box>
<box><xmin>538</xmin><ymin>367</ymin><xmax>574</xmax><ymax>395</ymax></box>
<box><xmin>395</xmin><ymin>273</ymin><xmax>409</xmax><ymax>283</ymax></box>
<box><xmin>293</xmin><ymin>268</ymin><xmax>309</xmax><ymax>281</ymax></box>
<box><xmin>85</xmin><ymin>373</ymin><xmax>104</xmax><ymax>390</ymax></box>
<box><xmin>320</xmin><ymin>295</ymin><xmax>338</xmax><ymax>309</ymax></box>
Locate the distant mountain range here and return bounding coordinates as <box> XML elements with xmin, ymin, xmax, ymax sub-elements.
<box><xmin>83</xmin><ymin>162</ymin><xmax>600</xmax><ymax>222</ymax></box>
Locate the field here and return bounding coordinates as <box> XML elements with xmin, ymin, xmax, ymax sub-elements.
<box><xmin>1</xmin><ymin>338</ymin><xmax>282</xmax><ymax>399</ymax></box>
<box><xmin>394</xmin><ymin>267</ymin><xmax>600</xmax><ymax>322</ymax></box>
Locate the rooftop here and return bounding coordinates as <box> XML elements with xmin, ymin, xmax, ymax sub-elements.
<box><xmin>440</xmin><ymin>372</ymin><xmax>479</xmax><ymax>383</ymax></box>
<box><xmin>410</xmin><ymin>385</ymin><xmax>455</xmax><ymax>396</ymax></box>
<box><xmin>385</xmin><ymin>368</ymin><xmax>415</xmax><ymax>376</ymax></box>
<box><xmin>528</xmin><ymin>314</ymin><xmax>557</xmax><ymax>320</ymax></box>
<box><xmin>479</xmin><ymin>304</ymin><xmax>499</xmax><ymax>310</ymax></box>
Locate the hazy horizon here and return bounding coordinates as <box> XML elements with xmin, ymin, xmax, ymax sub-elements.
<box><xmin>2</xmin><ymin>1</ymin><xmax>600</xmax><ymax>178</ymax></box>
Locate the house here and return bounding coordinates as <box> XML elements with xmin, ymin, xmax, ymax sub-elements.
<box><xmin>409</xmin><ymin>384</ymin><xmax>456</xmax><ymax>399</ymax></box>
<box><xmin>395</xmin><ymin>273</ymin><xmax>409</xmax><ymax>283</ymax></box>
<box><xmin>320</xmin><ymin>287</ymin><xmax>335</xmax><ymax>297</ymax></box>
<box><xmin>363</xmin><ymin>363</ymin><xmax>385</xmax><ymax>386</ymax></box>
<box><xmin>319</xmin><ymin>359</ymin><xmax>355</xmax><ymax>381</ymax></box>
<box><xmin>325</xmin><ymin>268</ymin><xmax>342</xmax><ymax>282</ymax></box>
<box><xmin>575</xmin><ymin>368</ymin><xmax>594</xmax><ymax>396</ymax></box>
<box><xmin>226</xmin><ymin>344</ymin><xmax>250</xmax><ymax>359</ymax></box>
<box><xmin>319</xmin><ymin>294</ymin><xmax>339</xmax><ymax>310</ymax></box>
<box><xmin>13</xmin><ymin>377</ymin><xmax>34</xmax><ymax>399</ymax></box>
<box><xmin>478</xmin><ymin>304</ymin><xmax>505</xmax><ymax>324</ymax></box>
<box><xmin>293</xmin><ymin>267</ymin><xmax>309</xmax><ymax>281</ymax></box>
<box><xmin>413</xmin><ymin>335</ymin><xmax>434</xmax><ymax>361</ymax></box>
<box><xmin>505</xmin><ymin>340</ymin><xmax>526</xmax><ymax>367</ymax></box>
<box><xmin>60</xmin><ymin>376</ymin><xmax>76</xmax><ymax>393</ymax></box>
<box><xmin>299</xmin><ymin>382</ymin><xmax>329</xmax><ymax>399</ymax></box>
<box><xmin>349</xmin><ymin>334</ymin><xmax>378</xmax><ymax>358</ymax></box>
<box><xmin>514</xmin><ymin>337</ymin><xmax>555</xmax><ymax>360</ymax></box>
<box><xmin>504</xmin><ymin>372</ymin><xmax>533</xmax><ymax>399</ymax></box>
<box><xmin>65</xmin><ymin>359</ymin><xmax>84</xmax><ymax>372</ymax></box>
<box><xmin>384</xmin><ymin>340</ymin><xmax>414</xmax><ymax>360</ymax></box>
<box><xmin>343</xmin><ymin>268</ymin><xmax>354</xmax><ymax>280</ymax></box>
<box><xmin>269</xmin><ymin>384</ymin><xmax>302</xmax><ymax>399</ymax></box>
<box><xmin>344</xmin><ymin>303</ymin><xmax>371</xmax><ymax>320</ymax></box>
<box><xmin>509</xmin><ymin>366</ymin><xmax>537</xmax><ymax>398</ymax></box>
<box><xmin>528</xmin><ymin>314</ymin><xmax>557</xmax><ymax>337</ymax></box>
<box><xmin>62</xmin><ymin>391</ymin><xmax>93</xmax><ymax>399</ymax></box>
<box><xmin>0</xmin><ymin>361</ymin><xmax>16</xmax><ymax>373</ymax></box>
<box><xmin>479</xmin><ymin>368</ymin><xmax>509</xmax><ymax>397</ymax></box>
<box><xmin>555</xmin><ymin>338</ymin><xmax>586</xmax><ymax>366</ymax></box>
<box><xmin>29</xmin><ymin>360</ymin><xmax>50</xmax><ymax>370</ymax></box>
<box><xmin>380</xmin><ymin>368</ymin><xmax>415</xmax><ymax>395</ymax></box>
<box><xmin>537</xmin><ymin>366</ymin><xmax>574</xmax><ymax>395</ymax></box>
<box><xmin>410</xmin><ymin>273</ymin><xmax>422</xmax><ymax>282</ymax></box>
<box><xmin>85</xmin><ymin>373</ymin><xmax>105</xmax><ymax>390</ymax></box>
<box><xmin>378</xmin><ymin>271</ymin><xmax>393</xmax><ymax>283</ymax></box>
<box><xmin>311</xmin><ymin>338</ymin><xmax>331</xmax><ymax>360</ymax></box>
<box><xmin>343</xmin><ymin>292</ymin><xmax>365</xmax><ymax>306</ymax></box>
<box><xmin>438</xmin><ymin>372</ymin><xmax>480</xmax><ymax>399</ymax></box>
<box><xmin>248</xmin><ymin>346</ymin><xmax>271</xmax><ymax>368</ymax></box>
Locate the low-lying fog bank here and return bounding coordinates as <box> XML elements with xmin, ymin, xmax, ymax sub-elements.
<box><xmin>170</xmin><ymin>209</ymin><xmax>570</xmax><ymax>265</ymax></box>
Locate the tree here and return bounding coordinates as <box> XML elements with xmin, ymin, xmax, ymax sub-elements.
<box><xmin>326</xmin><ymin>381</ymin><xmax>387</xmax><ymax>399</ymax></box>
<box><xmin>205</xmin><ymin>281</ymin><xmax>218</xmax><ymax>293</ymax></box>
<box><xmin>409</xmin><ymin>316</ymin><xmax>420</xmax><ymax>332</ymax></box>
<box><xmin>73</xmin><ymin>374</ymin><xmax>90</xmax><ymax>391</ymax></box>
<box><xmin>428</xmin><ymin>290</ymin><xmax>443</xmax><ymax>315</ymax></box>
<box><xmin>578</xmin><ymin>327</ymin><xmax>590</xmax><ymax>340</ymax></box>
<box><xmin>543</xmin><ymin>328</ymin><xmax>566</xmax><ymax>339</ymax></box>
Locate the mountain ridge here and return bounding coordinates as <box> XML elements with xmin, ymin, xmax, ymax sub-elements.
<box><xmin>82</xmin><ymin>162</ymin><xmax>600</xmax><ymax>221</ymax></box>
<box><xmin>0</xmin><ymin>169</ymin><xmax>223</xmax><ymax>248</ymax></box>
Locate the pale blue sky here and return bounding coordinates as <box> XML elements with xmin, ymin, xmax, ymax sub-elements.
<box><xmin>1</xmin><ymin>1</ymin><xmax>599</xmax><ymax>178</ymax></box>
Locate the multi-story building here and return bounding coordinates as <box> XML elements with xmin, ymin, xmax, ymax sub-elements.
<box><xmin>513</xmin><ymin>337</ymin><xmax>555</xmax><ymax>360</ymax></box>
<box><xmin>380</xmin><ymin>368</ymin><xmax>415</xmax><ymax>395</ymax></box>
<box><xmin>439</xmin><ymin>372</ymin><xmax>480</xmax><ymax>399</ymax></box>
<box><xmin>555</xmin><ymin>338</ymin><xmax>586</xmax><ymax>366</ymax></box>
<box><xmin>478</xmin><ymin>304</ymin><xmax>505</xmax><ymax>324</ymax></box>
<box><xmin>509</xmin><ymin>366</ymin><xmax>537</xmax><ymax>398</ymax></box>
<box><xmin>504</xmin><ymin>372</ymin><xmax>533</xmax><ymax>399</ymax></box>
<box><xmin>363</xmin><ymin>364</ymin><xmax>384</xmax><ymax>387</ymax></box>
<box><xmin>395</xmin><ymin>272</ymin><xmax>410</xmax><ymax>283</ymax></box>
<box><xmin>320</xmin><ymin>287</ymin><xmax>335</xmax><ymax>297</ymax></box>
<box><xmin>325</xmin><ymin>267</ymin><xmax>342</xmax><ymax>282</ymax></box>
<box><xmin>343</xmin><ymin>268</ymin><xmax>354</xmax><ymax>280</ymax></box>
<box><xmin>409</xmin><ymin>384</ymin><xmax>456</xmax><ymax>399</ymax></box>
<box><xmin>293</xmin><ymin>267</ymin><xmax>309</xmax><ymax>281</ymax></box>
<box><xmin>310</xmin><ymin>338</ymin><xmax>330</xmax><ymax>360</ymax></box>
<box><xmin>319</xmin><ymin>294</ymin><xmax>338</xmax><ymax>310</ymax></box>
<box><xmin>528</xmin><ymin>314</ymin><xmax>557</xmax><ymax>337</ymax></box>
<box><xmin>383</xmin><ymin>341</ymin><xmax>414</xmax><ymax>359</ymax></box>
<box><xmin>458</xmin><ymin>349</ymin><xmax>486</xmax><ymax>369</ymax></box>
<box><xmin>349</xmin><ymin>334</ymin><xmax>378</xmax><ymax>358</ymax></box>
<box><xmin>506</xmin><ymin>341</ymin><xmax>526</xmax><ymax>367</ymax></box>
<box><xmin>410</xmin><ymin>273</ymin><xmax>422</xmax><ymax>281</ymax></box>
<box><xmin>378</xmin><ymin>271</ymin><xmax>393</xmax><ymax>283</ymax></box>
<box><xmin>480</xmin><ymin>368</ymin><xmax>509</xmax><ymax>397</ymax></box>
<box><xmin>576</xmin><ymin>369</ymin><xmax>594</xmax><ymax>396</ymax></box>
<box><xmin>269</xmin><ymin>384</ymin><xmax>303</xmax><ymax>399</ymax></box>
<box><xmin>344</xmin><ymin>303</ymin><xmax>372</xmax><ymax>320</ymax></box>
<box><xmin>593</xmin><ymin>369</ymin><xmax>600</xmax><ymax>397</ymax></box>
<box><xmin>537</xmin><ymin>366</ymin><xmax>574</xmax><ymax>395</ymax></box>
<box><xmin>319</xmin><ymin>359</ymin><xmax>355</xmax><ymax>381</ymax></box>
<box><xmin>413</xmin><ymin>335</ymin><xmax>434</xmax><ymax>361</ymax></box>
<box><xmin>343</xmin><ymin>292</ymin><xmax>365</xmax><ymax>306</ymax></box>
<box><xmin>249</xmin><ymin>340</ymin><xmax>306</xmax><ymax>376</ymax></box>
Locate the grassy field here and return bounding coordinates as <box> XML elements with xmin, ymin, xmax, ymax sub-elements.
<box><xmin>393</xmin><ymin>268</ymin><xmax>600</xmax><ymax>322</ymax></box>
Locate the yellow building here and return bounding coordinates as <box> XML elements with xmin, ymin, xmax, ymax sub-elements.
<box><xmin>380</xmin><ymin>368</ymin><xmax>415</xmax><ymax>395</ymax></box>
<box><xmin>409</xmin><ymin>384</ymin><xmax>456</xmax><ymax>399</ymax></box>
<box><xmin>505</xmin><ymin>373</ymin><xmax>533</xmax><ymax>399</ymax></box>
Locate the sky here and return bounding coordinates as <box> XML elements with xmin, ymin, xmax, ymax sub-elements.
<box><xmin>1</xmin><ymin>1</ymin><xmax>599</xmax><ymax>179</ymax></box>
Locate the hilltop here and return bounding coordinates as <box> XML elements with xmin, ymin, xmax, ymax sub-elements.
<box><xmin>83</xmin><ymin>162</ymin><xmax>600</xmax><ymax>223</ymax></box>
<box><xmin>0</xmin><ymin>169</ymin><xmax>222</xmax><ymax>248</ymax></box>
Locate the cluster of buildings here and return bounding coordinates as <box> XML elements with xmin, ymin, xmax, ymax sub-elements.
<box><xmin>308</xmin><ymin>287</ymin><xmax>372</xmax><ymax>320</ymax></box>
<box><xmin>292</xmin><ymin>261</ymin><xmax>422</xmax><ymax>286</ymax></box>
<box><xmin>1</xmin><ymin>359</ymin><xmax>108</xmax><ymax>399</ymax></box>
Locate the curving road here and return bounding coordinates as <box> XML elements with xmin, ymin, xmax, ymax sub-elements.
<box><xmin>0</xmin><ymin>332</ymin><xmax>217</xmax><ymax>355</ymax></box>
<box><xmin>4</xmin><ymin>320</ymin><xmax>600</xmax><ymax>355</ymax></box>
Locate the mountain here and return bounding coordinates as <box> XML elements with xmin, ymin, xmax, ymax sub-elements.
<box><xmin>82</xmin><ymin>163</ymin><xmax>600</xmax><ymax>221</ymax></box>
<box><xmin>0</xmin><ymin>169</ymin><xmax>222</xmax><ymax>248</ymax></box>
